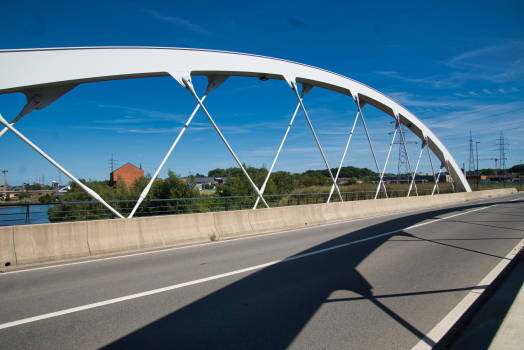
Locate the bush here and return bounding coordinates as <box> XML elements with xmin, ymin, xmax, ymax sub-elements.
<box><xmin>38</xmin><ymin>193</ymin><xmax>55</xmax><ymax>203</ymax></box>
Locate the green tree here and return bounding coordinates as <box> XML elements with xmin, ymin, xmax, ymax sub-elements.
<box><xmin>344</xmin><ymin>178</ymin><xmax>358</xmax><ymax>185</ymax></box>
<box><xmin>18</xmin><ymin>190</ymin><xmax>31</xmax><ymax>200</ymax></box>
<box><xmin>38</xmin><ymin>193</ymin><xmax>55</xmax><ymax>203</ymax></box>
<box><xmin>208</xmin><ymin>168</ymin><xmax>228</xmax><ymax>177</ymax></box>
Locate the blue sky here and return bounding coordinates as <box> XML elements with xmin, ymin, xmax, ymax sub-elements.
<box><xmin>1</xmin><ymin>0</ymin><xmax>523</xmax><ymax>186</ymax></box>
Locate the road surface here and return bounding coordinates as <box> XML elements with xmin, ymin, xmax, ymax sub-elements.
<box><xmin>1</xmin><ymin>194</ymin><xmax>523</xmax><ymax>349</ymax></box>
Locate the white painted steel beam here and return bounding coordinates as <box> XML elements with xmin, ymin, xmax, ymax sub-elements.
<box><xmin>0</xmin><ymin>47</ymin><xmax>471</xmax><ymax>193</ymax></box>
<box><xmin>0</xmin><ymin>114</ymin><xmax>124</xmax><ymax>219</ymax></box>
<box><xmin>291</xmin><ymin>81</ymin><xmax>343</xmax><ymax>202</ymax></box>
<box><xmin>253</xmin><ymin>101</ymin><xmax>302</xmax><ymax>209</ymax></box>
<box><xmin>128</xmin><ymin>75</ymin><xmax>229</xmax><ymax>218</ymax></box>
<box><xmin>327</xmin><ymin>111</ymin><xmax>360</xmax><ymax>203</ymax></box>
<box><xmin>128</xmin><ymin>97</ymin><xmax>206</xmax><ymax>218</ymax></box>
<box><xmin>356</xmin><ymin>98</ymin><xmax>388</xmax><ymax>198</ymax></box>
<box><xmin>427</xmin><ymin>140</ymin><xmax>439</xmax><ymax>195</ymax></box>
<box><xmin>375</xmin><ymin>120</ymin><xmax>398</xmax><ymax>199</ymax></box>
<box><xmin>398</xmin><ymin>121</ymin><xmax>418</xmax><ymax>196</ymax></box>
<box><xmin>408</xmin><ymin>141</ymin><xmax>426</xmax><ymax>197</ymax></box>
<box><xmin>182</xmin><ymin>76</ymin><xmax>270</xmax><ymax>209</ymax></box>
<box><xmin>432</xmin><ymin>164</ymin><xmax>444</xmax><ymax>195</ymax></box>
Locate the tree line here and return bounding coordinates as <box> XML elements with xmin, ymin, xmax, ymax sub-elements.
<box><xmin>46</xmin><ymin>165</ymin><xmax>376</xmax><ymax>221</ymax></box>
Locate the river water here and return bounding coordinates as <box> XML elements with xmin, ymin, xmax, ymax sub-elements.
<box><xmin>0</xmin><ymin>205</ymin><xmax>51</xmax><ymax>226</ymax></box>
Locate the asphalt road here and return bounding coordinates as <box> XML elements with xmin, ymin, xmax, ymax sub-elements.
<box><xmin>1</xmin><ymin>194</ymin><xmax>523</xmax><ymax>349</ymax></box>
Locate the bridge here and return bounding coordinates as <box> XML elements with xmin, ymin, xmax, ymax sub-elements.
<box><xmin>1</xmin><ymin>48</ymin><xmax>522</xmax><ymax>349</ymax></box>
<box><xmin>0</xmin><ymin>47</ymin><xmax>471</xmax><ymax>219</ymax></box>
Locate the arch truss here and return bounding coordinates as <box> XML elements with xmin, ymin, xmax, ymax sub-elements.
<box><xmin>0</xmin><ymin>47</ymin><xmax>471</xmax><ymax>219</ymax></box>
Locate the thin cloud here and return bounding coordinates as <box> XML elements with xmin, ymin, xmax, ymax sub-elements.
<box><xmin>374</xmin><ymin>71</ymin><xmax>444</xmax><ymax>87</ymax></box>
<box><xmin>142</xmin><ymin>9</ymin><xmax>211</xmax><ymax>35</ymax></box>
<box><xmin>445</xmin><ymin>40</ymin><xmax>524</xmax><ymax>68</ymax></box>
<box><xmin>97</xmin><ymin>104</ymin><xmax>188</xmax><ymax>123</ymax></box>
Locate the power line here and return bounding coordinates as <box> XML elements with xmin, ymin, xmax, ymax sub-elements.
<box><xmin>438</xmin><ymin>119</ymin><xmax>524</xmax><ymax>139</ymax></box>
<box><xmin>415</xmin><ymin>48</ymin><xmax>524</xmax><ymax>100</ymax></box>
<box><xmin>425</xmin><ymin>95</ymin><xmax>524</xmax><ymax>126</ymax></box>
<box><xmin>422</xmin><ymin>88</ymin><xmax>524</xmax><ymax>121</ymax></box>
<box><xmin>442</xmin><ymin>126</ymin><xmax>524</xmax><ymax>145</ymax></box>
<box><xmin>418</xmin><ymin>76</ymin><xmax>524</xmax><ymax>116</ymax></box>
<box><xmin>428</xmin><ymin>106</ymin><xmax>524</xmax><ymax>129</ymax></box>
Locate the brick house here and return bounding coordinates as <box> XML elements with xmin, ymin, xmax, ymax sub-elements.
<box><xmin>109</xmin><ymin>163</ymin><xmax>144</xmax><ymax>187</ymax></box>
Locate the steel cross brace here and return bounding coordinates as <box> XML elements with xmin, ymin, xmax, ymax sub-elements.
<box><xmin>375</xmin><ymin>118</ymin><xmax>399</xmax><ymax>199</ymax></box>
<box><xmin>327</xmin><ymin>111</ymin><xmax>360</xmax><ymax>203</ymax></box>
<box><xmin>398</xmin><ymin>120</ymin><xmax>418</xmax><ymax>196</ymax></box>
<box><xmin>128</xmin><ymin>95</ymin><xmax>208</xmax><ymax>218</ymax></box>
<box><xmin>128</xmin><ymin>75</ymin><xmax>229</xmax><ymax>218</ymax></box>
<box><xmin>432</xmin><ymin>164</ymin><xmax>444</xmax><ymax>195</ymax></box>
<box><xmin>290</xmin><ymin>82</ymin><xmax>343</xmax><ymax>202</ymax></box>
<box><xmin>183</xmin><ymin>76</ymin><xmax>270</xmax><ymax>208</ymax></box>
<box><xmin>0</xmin><ymin>113</ymin><xmax>125</xmax><ymax>219</ymax></box>
<box><xmin>447</xmin><ymin>160</ymin><xmax>456</xmax><ymax>193</ymax></box>
<box><xmin>0</xmin><ymin>95</ymin><xmax>43</xmax><ymax>139</ymax></box>
<box><xmin>355</xmin><ymin>97</ymin><xmax>388</xmax><ymax>198</ymax></box>
<box><xmin>426</xmin><ymin>140</ymin><xmax>439</xmax><ymax>195</ymax></box>
<box><xmin>252</xmin><ymin>101</ymin><xmax>302</xmax><ymax>209</ymax></box>
<box><xmin>407</xmin><ymin>138</ymin><xmax>426</xmax><ymax>197</ymax></box>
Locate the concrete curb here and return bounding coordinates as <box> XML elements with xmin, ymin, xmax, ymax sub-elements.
<box><xmin>433</xmin><ymin>238</ymin><xmax>524</xmax><ymax>350</ymax></box>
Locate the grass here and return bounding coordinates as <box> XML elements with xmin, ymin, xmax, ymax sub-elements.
<box><xmin>270</xmin><ymin>182</ymin><xmax>455</xmax><ymax>207</ymax></box>
<box><xmin>469</xmin><ymin>182</ymin><xmax>521</xmax><ymax>192</ymax></box>
<box><xmin>209</xmin><ymin>230</ymin><xmax>219</xmax><ymax>241</ymax></box>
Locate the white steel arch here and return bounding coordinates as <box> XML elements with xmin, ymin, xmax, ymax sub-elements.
<box><xmin>0</xmin><ymin>47</ymin><xmax>471</xmax><ymax>217</ymax></box>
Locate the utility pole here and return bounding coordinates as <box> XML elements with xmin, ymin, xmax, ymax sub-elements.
<box><xmin>394</xmin><ymin>125</ymin><xmax>418</xmax><ymax>184</ymax></box>
<box><xmin>494</xmin><ymin>131</ymin><xmax>509</xmax><ymax>188</ymax></box>
<box><xmin>476</xmin><ymin>142</ymin><xmax>480</xmax><ymax>189</ymax></box>
<box><xmin>468</xmin><ymin>131</ymin><xmax>475</xmax><ymax>173</ymax></box>
<box><xmin>1</xmin><ymin>170</ymin><xmax>8</xmax><ymax>199</ymax></box>
<box><xmin>109</xmin><ymin>153</ymin><xmax>118</xmax><ymax>173</ymax></box>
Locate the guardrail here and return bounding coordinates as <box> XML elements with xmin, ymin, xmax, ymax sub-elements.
<box><xmin>0</xmin><ymin>188</ymin><xmax>454</xmax><ymax>226</ymax></box>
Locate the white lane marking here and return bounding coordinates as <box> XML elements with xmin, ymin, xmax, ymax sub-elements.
<box><xmin>411</xmin><ymin>231</ymin><xmax>524</xmax><ymax>349</ymax></box>
<box><xmin>1</xmin><ymin>207</ymin><xmax>406</xmax><ymax>276</ymax></box>
<box><xmin>3</xmin><ymin>196</ymin><xmax>522</xmax><ymax>277</ymax></box>
<box><xmin>1</xmin><ymin>196</ymin><xmax>522</xmax><ymax>330</ymax></box>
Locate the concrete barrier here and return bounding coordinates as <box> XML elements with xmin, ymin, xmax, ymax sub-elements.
<box><xmin>4</xmin><ymin>188</ymin><xmax>518</xmax><ymax>267</ymax></box>
<box><xmin>159</xmin><ymin>212</ymin><xmax>217</xmax><ymax>245</ymax></box>
<box><xmin>318</xmin><ymin>201</ymin><xmax>350</xmax><ymax>222</ymax></box>
<box><xmin>248</xmin><ymin>203</ymin><xmax>327</xmax><ymax>234</ymax></box>
<box><xmin>87</xmin><ymin>216</ymin><xmax>164</xmax><ymax>256</ymax></box>
<box><xmin>13</xmin><ymin>221</ymin><xmax>89</xmax><ymax>265</ymax></box>
<box><xmin>248</xmin><ymin>205</ymin><xmax>303</xmax><ymax>233</ymax></box>
<box><xmin>0</xmin><ymin>226</ymin><xmax>16</xmax><ymax>267</ymax></box>
<box><xmin>213</xmin><ymin>210</ymin><xmax>253</xmax><ymax>238</ymax></box>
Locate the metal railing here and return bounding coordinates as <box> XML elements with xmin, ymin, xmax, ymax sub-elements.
<box><xmin>0</xmin><ymin>188</ymin><xmax>454</xmax><ymax>226</ymax></box>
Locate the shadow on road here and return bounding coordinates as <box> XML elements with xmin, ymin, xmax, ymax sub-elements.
<box><xmin>103</xmin><ymin>200</ymin><xmax>523</xmax><ymax>349</ymax></box>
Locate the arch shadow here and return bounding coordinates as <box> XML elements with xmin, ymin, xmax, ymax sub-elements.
<box><xmin>103</xmin><ymin>200</ymin><xmax>521</xmax><ymax>349</ymax></box>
